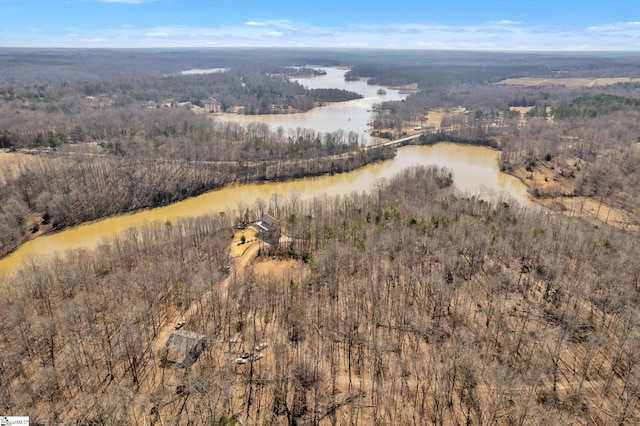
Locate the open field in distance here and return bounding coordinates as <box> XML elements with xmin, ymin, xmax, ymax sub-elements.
<box><xmin>496</xmin><ymin>77</ymin><xmax>640</xmax><ymax>88</ymax></box>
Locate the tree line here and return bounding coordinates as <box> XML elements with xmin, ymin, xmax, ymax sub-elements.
<box><xmin>0</xmin><ymin>68</ymin><xmax>362</xmax><ymax>148</ymax></box>
<box><xmin>364</xmin><ymin>71</ymin><xmax>640</xmax><ymax>229</ymax></box>
<box><xmin>0</xmin><ymin>118</ymin><xmax>393</xmax><ymax>259</ymax></box>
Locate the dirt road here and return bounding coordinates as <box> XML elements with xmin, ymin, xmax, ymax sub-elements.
<box><xmin>150</xmin><ymin>238</ymin><xmax>260</xmax><ymax>357</ymax></box>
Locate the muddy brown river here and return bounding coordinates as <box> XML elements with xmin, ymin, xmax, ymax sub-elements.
<box><xmin>0</xmin><ymin>144</ymin><xmax>531</xmax><ymax>276</ymax></box>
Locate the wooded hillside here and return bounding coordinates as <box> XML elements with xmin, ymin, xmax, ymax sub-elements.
<box><xmin>2</xmin><ymin>166</ymin><xmax>639</xmax><ymax>424</ymax></box>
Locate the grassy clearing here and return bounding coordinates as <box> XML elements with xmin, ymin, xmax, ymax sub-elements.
<box><xmin>231</xmin><ymin>228</ymin><xmax>257</xmax><ymax>257</ymax></box>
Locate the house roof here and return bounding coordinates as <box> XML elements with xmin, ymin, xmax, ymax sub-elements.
<box><xmin>165</xmin><ymin>330</ymin><xmax>205</xmax><ymax>367</ymax></box>
<box><xmin>257</xmin><ymin>215</ymin><xmax>279</xmax><ymax>232</ymax></box>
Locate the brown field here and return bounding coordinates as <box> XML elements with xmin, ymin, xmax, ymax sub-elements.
<box><xmin>508</xmin><ymin>106</ymin><xmax>534</xmax><ymax>115</ymax></box>
<box><xmin>0</xmin><ymin>151</ymin><xmax>45</xmax><ymax>184</ymax></box>
<box><xmin>425</xmin><ymin>108</ymin><xmax>447</xmax><ymax>128</ymax></box>
<box><xmin>496</xmin><ymin>77</ymin><xmax>640</xmax><ymax>88</ymax></box>
<box><xmin>252</xmin><ymin>257</ymin><xmax>308</xmax><ymax>280</ymax></box>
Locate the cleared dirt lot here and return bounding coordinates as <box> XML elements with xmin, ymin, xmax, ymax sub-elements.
<box><xmin>496</xmin><ymin>77</ymin><xmax>640</xmax><ymax>88</ymax></box>
<box><xmin>0</xmin><ymin>151</ymin><xmax>44</xmax><ymax>184</ymax></box>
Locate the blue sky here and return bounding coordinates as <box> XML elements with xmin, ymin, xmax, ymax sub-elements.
<box><xmin>1</xmin><ymin>0</ymin><xmax>640</xmax><ymax>50</ymax></box>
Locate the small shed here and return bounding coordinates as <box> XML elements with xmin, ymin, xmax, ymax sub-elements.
<box><xmin>256</xmin><ymin>215</ymin><xmax>281</xmax><ymax>244</ymax></box>
<box><xmin>164</xmin><ymin>330</ymin><xmax>206</xmax><ymax>369</ymax></box>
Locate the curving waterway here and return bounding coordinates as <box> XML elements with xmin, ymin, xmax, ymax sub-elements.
<box><xmin>0</xmin><ymin>144</ymin><xmax>531</xmax><ymax>276</ymax></box>
<box><xmin>218</xmin><ymin>67</ymin><xmax>406</xmax><ymax>146</ymax></box>
<box><xmin>0</xmin><ymin>68</ymin><xmax>533</xmax><ymax>276</ymax></box>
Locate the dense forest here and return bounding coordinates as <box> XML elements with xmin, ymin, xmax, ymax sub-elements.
<box><xmin>0</xmin><ymin>118</ymin><xmax>392</xmax><ymax>259</ymax></box>
<box><xmin>345</xmin><ymin>53</ymin><xmax>640</xmax><ymax>89</ymax></box>
<box><xmin>360</xmin><ymin>63</ymin><xmax>640</xmax><ymax>229</ymax></box>
<box><xmin>4</xmin><ymin>49</ymin><xmax>639</xmax><ymax>84</ymax></box>
<box><xmin>2</xmin><ymin>166</ymin><xmax>640</xmax><ymax>424</ymax></box>
<box><xmin>3</xmin><ymin>49</ymin><xmax>640</xmax><ymax>424</ymax></box>
<box><xmin>0</xmin><ymin>68</ymin><xmax>361</xmax><ymax>149</ymax></box>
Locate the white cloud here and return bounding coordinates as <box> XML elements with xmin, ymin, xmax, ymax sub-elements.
<box><xmin>587</xmin><ymin>24</ymin><xmax>622</xmax><ymax>31</ymax></box>
<box><xmin>488</xmin><ymin>20</ymin><xmax>522</xmax><ymax>25</ymax></box>
<box><xmin>5</xmin><ymin>19</ymin><xmax>640</xmax><ymax>50</ymax></box>
<box><xmin>584</xmin><ymin>21</ymin><xmax>640</xmax><ymax>40</ymax></box>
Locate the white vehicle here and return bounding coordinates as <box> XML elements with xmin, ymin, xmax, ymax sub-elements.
<box><xmin>254</xmin><ymin>342</ymin><xmax>268</xmax><ymax>352</ymax></box>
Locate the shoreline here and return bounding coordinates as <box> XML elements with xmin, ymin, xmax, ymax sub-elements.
<box><xmin>4</xmin><ymin>137</ymin><xmax>635</xmax><ymax>274</ymax></box>
<box><xmin>502</xmin><ymin>163</ymin><xmax>637</xmax><ymax>230</ymax></box>
<box><xmin>0</xmin><ymin>145</ymin><xmax>396</xmax><ymax>265</ymax></box>
<box><xmin>375</xmin><ymin>125</ymin><xmax>637</xmax><ymax>230</ymax></box>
